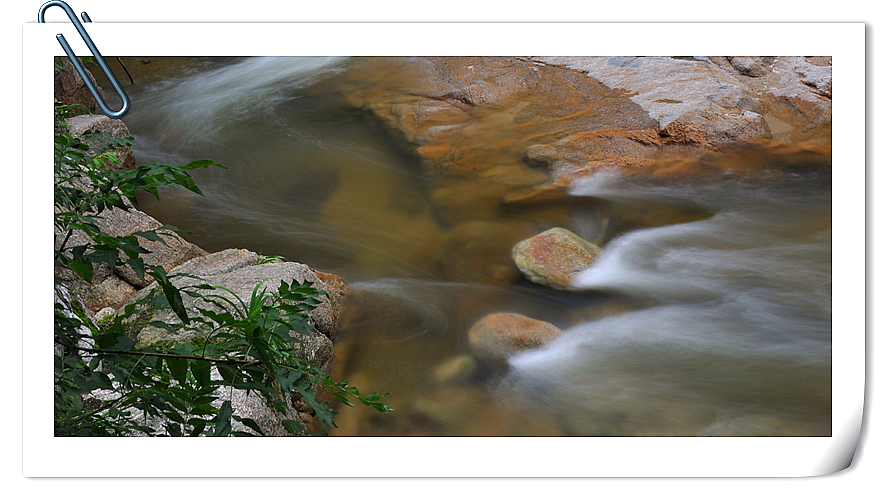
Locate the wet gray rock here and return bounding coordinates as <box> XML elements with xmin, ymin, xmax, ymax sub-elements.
<box><xmin>124</xmin><ymin>255</ymin><xmax>339</xmax><ymax>359</ymax></box>
<box><xmin>65</xmin><ymin>114</ymin><xmax>137</xmax><ymax>170</ymax></box>
<box><xmin>54</xmin><ymin>202</ymin><xmax>208</xmax><ymax>312</ymax></box>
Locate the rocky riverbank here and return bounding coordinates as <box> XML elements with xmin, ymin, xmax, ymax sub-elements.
<box><xmin>53</xmin><ymin>62</ymin><xmax>347</xmax><ymax>435</ymax></box>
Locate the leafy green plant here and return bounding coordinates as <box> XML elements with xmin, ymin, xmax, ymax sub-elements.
<box><xmin>54</xmin><ymin>55</ymin><xmax>97</xmax><ymax>73</ymax></box>
<box><xmin>54</xmin><ymin>106</ymin><xmax>221</xmax><ymax>289</ymax></box>
<box><xmin>53</xmin><ymin>100</ymin><xmax>391</xmax><ymax>436</ymax></box>
<box><xmin>175</xmin><ymin>277</ymin><xmax>391</xmax><ymax>435</ymax></box>
<box><xmin>257</xmin><ymin>252</ymin><xmax>288</xmax><ymax>265</ymax></box>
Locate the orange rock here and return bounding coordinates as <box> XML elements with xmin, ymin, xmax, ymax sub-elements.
<box><xmin>468</xmin><ymin>312</ymin><xmax>562</xmax><ymax>362</ymax></box>
<box><xmin>511</xmin><ymin>228</ymin><xmax>601</xmax><ymax>290</ymax></box>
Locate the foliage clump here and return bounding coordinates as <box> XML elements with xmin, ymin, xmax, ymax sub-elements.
<box><xmin>53</xmin><ymin>101</ymin><xmax>391</xmax><ymax>436</ymax></box>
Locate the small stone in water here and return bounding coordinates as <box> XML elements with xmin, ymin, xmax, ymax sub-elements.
<box><xmin>468</xmin><ymin>312</ymin><xmax>562</xmax><ymax>363</ymax></box>
<box><xmin>431</xmin><ymin>355</ymin><xmax>479</xmax><ymax>385</ymax></box>
<box><xmin>511</xmin><ymin>227</ymin><xmax>601</xmax><ymax>290</ymax></box>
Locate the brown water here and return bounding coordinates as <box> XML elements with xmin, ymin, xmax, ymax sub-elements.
<box><xmin>97</xmin><ymin>56</ymin><xmax>831</xmax><ymax>436</ymax></box>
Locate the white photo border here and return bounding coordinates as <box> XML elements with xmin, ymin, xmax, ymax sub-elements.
<box><xmin>22</xmin><ymin>21</ymin><xmax>865</xmax><ymax>478</ymax></box>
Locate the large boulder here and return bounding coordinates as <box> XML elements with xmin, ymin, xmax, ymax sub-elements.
<box><xmin>54</xmin><ymin>58</ymin><xmax>107</xmax><ymax>114</ymax></box>
<box><xmin>538</xmin><ymin>56</ymin><xmax>831</xmax><ymax>143</ymax></box>
<box><xmin>511</xmin><ymin>228</ymin><xmax>601</xmax><ymax>290</ymax></box>
<box><xmin>65</xmin><ymin>114</ymin><xmax>137</xmax><ymax>170</ymax></box>
<box><xmin>165</xmin><ymin>247</ymin><xmax>258</xmax><ymax>277</ymax></box>
<box><xmin>60</xmin><ymin>249</ymin><xmax>347</xmax><ymax>437</ymax></box>
<box><xmin>537</xmin><ymin>56</ymin><xmax>769</xmax><ymax>147</ymax></box>
<box><xmin>345</xmin><ymin>56</ymin><xmax>831</xmax><ymax>209</ymax></box>
<box><xmin>54</xmin><ymin>203</ymin><xmax>209</xmax><ymax>313</ymax></box>
<box><xmin>124</xmin><ymin>251</ymin><xmax>340</xmax><ymax>358</ymax></box>
<box><xmin>468</xmin><ymin>312</ymin><xmax>562</xmax><ymax>363</ymax></box>
<box><xmin>341</xmin><ymin>56</ymin><xmax>656</xmax><ymax>225</ymax></box>
<box><xmin>114</xmin><ymin>250</ymin><xmax>342</xmax><ymax>435</ymax></box>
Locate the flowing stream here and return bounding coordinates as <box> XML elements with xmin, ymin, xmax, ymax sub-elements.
<box><xmin>97</xmin><ymin>56</ymin><xmax>831</xmax><ymax>436</ymax></box>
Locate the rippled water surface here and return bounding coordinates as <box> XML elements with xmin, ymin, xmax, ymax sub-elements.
<box><xmin>97</xmin><ymin>57</ymin><xmax>831</xmax><ymax>436</ymax></box>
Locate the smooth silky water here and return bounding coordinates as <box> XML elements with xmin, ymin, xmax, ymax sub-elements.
<box><xmin>96</xmin><ymin>57</ymin><xmax>831</xmax><ymax>436</ymax></box>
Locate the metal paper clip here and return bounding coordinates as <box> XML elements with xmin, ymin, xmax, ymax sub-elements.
<box><xmin>38</xmin><ymin>1</ymin><xmax>130</xmax><ymax>118</ymax></box>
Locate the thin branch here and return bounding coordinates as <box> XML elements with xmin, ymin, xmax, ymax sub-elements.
<box><xmin>116</xmin><ymin>57</ymin><xmax>135</xmax><ymax>85</ymax></box>
<box><xmin>58</xmin><ymin>228</ymin><xmax>75</xmax><ymax>255</ymax></box>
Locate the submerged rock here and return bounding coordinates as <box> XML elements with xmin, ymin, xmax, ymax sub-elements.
<box><xmin>410</xmin><ymin>386</ymin><xmax>488</xmax><ymax>431</ymax></box>
<box><xmin>431</xmin><ymin>355</ymin><xmax>479</xmax><ymax>385</ymax></box>
<box><xmin>436</xmin><ymin>219</ymin><xmax>539</xmax><ymax>285</ymax></box>
<box><xmin>468</xmin><ymin>312</ymin><xmax>562</xmax><ymax>363</ymax></box>
<box><xmin>511</xmin><ymin>227</ymin><xmax>601</xmax><ymax>290</ymax></box>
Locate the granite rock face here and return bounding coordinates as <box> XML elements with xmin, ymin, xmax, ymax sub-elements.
<box><xmin>54</xmin><ymin>58</ymin><xmax>108</xmax><ymax>114</ymax></box>
<box><xmin>538</xmin><ymin>56</ymin><xmax>768</xmax><ymax>147</ymax></box>
<box><xmin>347</xmin><ymin>56</ymin><xmax>831</xmax><ymax>208</ymax></box>
<box><xmin>65</xmin><ymin>114</ymin><xmax>137</xmax><ymax>170</ymax></box>
<box><xmin>538</xmin><ymin>56</ymin><xmax>831</xmax><ymax>149</ymax></box>
<box><xmin>54</xmin><ymin>202</ymin><xmax>208</xmax><ymax>313</ymax></box>
<box><xmin>124</xmin><ymin>253</ymin><xmax>341</xmax><ymax>360</ymax></box>
<box><xmin>55</xmin><ymin>98</ymin><xmax>204</xmax><ymax>313</ymax></box>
